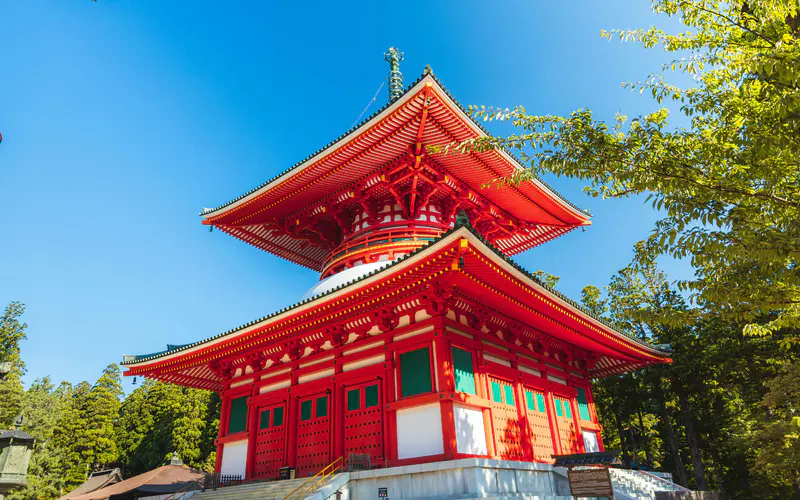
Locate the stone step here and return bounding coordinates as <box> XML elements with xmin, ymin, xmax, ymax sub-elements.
<box><xmin>193</xmin><ymin>478</ymin><xmax>311</xmax><ymax>500</ymax></box>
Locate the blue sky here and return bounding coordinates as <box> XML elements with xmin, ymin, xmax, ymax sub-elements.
<box><xmin>0</xmin><ymin>1</ymin><xmax>691</xmax><ymax>390</ymax></box>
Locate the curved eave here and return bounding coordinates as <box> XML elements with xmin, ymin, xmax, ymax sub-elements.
<box><xmin>123</xmin><ymin>224</ymin><xmax>667</xmax><ymax>373</ymax></box>
<box><xmin>199</xmin><ymin>71</ymin><xmax>590</xmax><ymax>225</ymax></box>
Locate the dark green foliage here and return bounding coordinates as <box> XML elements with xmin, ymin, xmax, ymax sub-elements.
<box><xmin>583</xmin><ymin>262</ymin><xmax>800</xmax><ymax>498</ymax></box>
<box><xmin>115</xmin><ymin>379</ymin><xmax>219</xmax><ymax>476</ymax></box>
<box><xmin>0</xmin><ymin>302</ymin><xmax>27</xmax><ymax>429</ymax></box>
<box><xmin>6</xmin><ymin>378</ymin><xmax>71</xmax><ymax>500</ymax></box>
<box><xmin>2</xmin><ymin>301</ymin><xmax>220</xmax><ymax>499</ymax></box>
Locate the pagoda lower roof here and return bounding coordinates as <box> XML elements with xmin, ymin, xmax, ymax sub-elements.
<box><xmin>122</xmin><ymin>222</ymin><xmax>670</xmax><ymax>391</ymax></box>
<box><xmin>199</xmin><ymin>71</ymin><xmax>591</xmax><ymax>271</ymax></box>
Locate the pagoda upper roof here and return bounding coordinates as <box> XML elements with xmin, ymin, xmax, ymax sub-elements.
<box><xmin>200</xmin><ymin>70</ymin><xmax>591</xmax><ymax>271</ymax></box>
<box><xmin>122</xmin><ymin>220</ymin><xmax>669</xmax><ymax>391</ymax></box>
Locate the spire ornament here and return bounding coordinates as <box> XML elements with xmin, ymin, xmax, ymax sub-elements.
<box><xmin>384</xmin><ymin>47</ymin><xmax>404</xmax><ymax>101</ymax></box>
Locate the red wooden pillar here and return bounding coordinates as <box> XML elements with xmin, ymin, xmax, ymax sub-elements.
<box><xmin>384</xmin><ymin>337</ymin><xmax>397</xmax><ymax>464</ymax></box>
<box><xmin>435</xmin><ymin>331</ymin><xmax>457</xmax><ymax>459</ymax></box>
<box><xmin>245</xmin><ymin>396</ymin><xmax>259</xmax><ymax>479</ymax></box>
<box><xmin>286</xmin><ymin>371</ymin><xmax>299</xmax><ymax>468</ymax></box>
<box><xmin>475</xmin><ymin>349</ymin><xmax>497</xmax><ymax>458</ymax></box>
<box><xmin>585</xmin><ymin>384</ymin><xmax>605</xmax><ymax>451</ymax></box>
<box><xmin>569</xmin><ymin>397</ymin><xmax>586</xmax><ymax>454</ymax></box>
<box><xmin>333</xmin><ymin>351</ymin><xmax>344</xmax><ymax>464</ymax></box>
<box><xmin>544</xmin><ymin>387</ymin><xmax>562</xmax><ymax>455</ymax></box>
<box><xmin>514</xmin><ymin>379</ymin><xmax>534</xmax><ymax>461</ymax></box>
<box><xmin>214</xmin><ymin>395</ymin><xmax>229</xmax><ymax>472</ymax></box>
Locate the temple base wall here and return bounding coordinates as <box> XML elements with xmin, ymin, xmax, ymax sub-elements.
<box><xmin>309</xmin><ymin>459</ymin><xmax>572</xmax><ymax>500</ymax></box>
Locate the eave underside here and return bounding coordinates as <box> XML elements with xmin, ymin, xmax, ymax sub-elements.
<box><xmin>124</xmin><ymin>228</ymin><xmax>667</xmax><ymax>391</ymax></box>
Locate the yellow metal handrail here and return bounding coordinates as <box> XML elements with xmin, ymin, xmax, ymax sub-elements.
<box><xmin>283</xmin><ymin>457</ymin><xmax>343</xmax><ymax>500</ymax></box>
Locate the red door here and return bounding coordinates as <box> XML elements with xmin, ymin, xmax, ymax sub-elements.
<box><xmin>296</xmin><ymin>393</ymin><xmax>331</xmax><ymax>477</ymax></box>
<box><xmin>344</xmin><ymin>380</ymin><xmax>384</xmax><ymax>468</ymax></box>
<box><xmin>552</xmin><ymin>395</ymin><xmax>580</xmax><ymax>454</ymax></box>
<box><xmin>252</xmin><ymin>402</ymin><xmax>287</xmax><ymax>479</ymax></box>
<box><xmin>523</xmin><ymin>388</ymin><xmax>556</xmax><ymax>462</ymax></box>
<box><xmin>488</xmin><ymin>377</ymin><xmax>524</xmax><ymax>461</ymax></box>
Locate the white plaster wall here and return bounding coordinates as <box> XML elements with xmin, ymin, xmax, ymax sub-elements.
<box><xmin>298</xmin><ymin>367</ymin><xmax>335</xmax><ymax>384</ymax></box>
<box><xmin>454</xmin><ymin>405</ymin><xmax>488</xmax><ymax>455</ymax></box>
<box><xmin>396</xmin><ymin>404</ymin><xmax>444</xmax><ymax>459</ymax></box>
<box><xmin>220</xmin><ymin>439</ymin><xmax>248</xmax><ymax>478</ymax></box>
<box><xmin>582</xmin><ymin>430</ymin><xmax>600</xmax><ymax>453</ymax></box>
<box><xmin>343</xmin><ymin>355</ymin><xmax>384</xmax><ymax>372</ymax></box>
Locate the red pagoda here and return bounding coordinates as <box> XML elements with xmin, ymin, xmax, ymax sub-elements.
<box><xmin>122</xmin><ymin>50</ymin><xmax>670</xmax><ymax>480</ymax></box>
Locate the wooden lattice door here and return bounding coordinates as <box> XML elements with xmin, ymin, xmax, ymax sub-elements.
<box><xmin>343</xmin><ymin>380</ymin><xmax>384</xmax><ymax>468</ymax></box>
<box><xmin>523</xmin><ymin>388</ymin><xmax>556</xmax><ymax>462</ymax></box>
<box><xmin>488</xmin><ymin>377</ymin><xmax>524</xmax><ymax>460</ymax></box>
<box><xmin>296</xmin><ymin>394</ymin><xmax>331</xmax><ymax>477</ymax></box>
<box><xmin>252</xmin><ymin>403</ymin><xmax>287</xmax><ymax>479</ymax></box>
<box><xmin>552</xmin><ymin>395</ymin><xmax>580</xmax><ymax>454</ymax></box>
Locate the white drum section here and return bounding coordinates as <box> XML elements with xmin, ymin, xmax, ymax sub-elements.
<box><xmin>396</xmin><ymin>403</ymin><xmax>444</xmax><ymax>459</ymax></box>
<box><xmin>220</xmin><ymin>439</ymin><xmax>248</xmax><ymax>477</ymax></box>
<box><xmin>454</xmin><ymin>405</ymin><xmax>488</xmax><ymax>455</ymax></box>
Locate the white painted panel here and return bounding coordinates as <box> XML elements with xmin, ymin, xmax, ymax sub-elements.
<box><xmin>582</xmin><ymin>431</ymin><xmax>600</xmax><ymax>453</ymax></box>
<box><xmin>229</xmin><ymin>377</ymin><xmax>254</xmax><ymax>389</ymax></box>
<box><xmin>484</xmin><ymin>354</ymin><xmax>512</xmax><ymax>367</ymax></box>
<box><xmin>261</xmin><ymin>368</ymin><xmax>291</xmax><ymax>380</ymax></box>
<box><xmin>298</xmin><ymin>368</ymin><xmax>335</xmax><ymax>384</ymax></box>
<box><xmin>519</xmin><ymin>365</ymin><xmax>542</xmax><ymax>377</ymax></box>
<box><xmin>393</xmin><ymin>325</ymin><xmax>433</xmax><ymax>342</ymax></box>
<box><xmin>344</xmin><ymin>341</ymin><xmax>383</xmax><ymax>356</ymax></box>
<box><xmin>414</xmin><ymin>309</ymin><xmax>431</xmax><ymax>323</ymax></box>
<box><xmin>454</xmin><ymin>405</ymin><xmax>488</xmax><ymax>456</ymax></box>
<box><xmin>300</xmin><ymin>356</ymin><xmax>334</xmax><ymax>368</ymax></box>
<box><xmin>343</xmin><ymin>355</ymin><xmax>384</xmax><ymax>372</ymax></box>
<box><xmin>547</xmin><ymin>374</ymin><xmax>567</xmax><ymax>385</ymax></box>
<box><xmin>259</xmin><ymin>379</ymin><xmax>290</xmax><ymax>394</ymax></box>
<box><xmin>396</xmin><ymin>403</ymin><xmax>444</xmax><ymax>459</ymax></box>
<box><xmin>220</xmin><ymin>439</ymin><xmax>248</xmax><ymax>477</ymax></box>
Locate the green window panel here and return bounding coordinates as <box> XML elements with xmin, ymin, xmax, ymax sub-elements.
<box><xmin>365</xmin><ymin>384</ymin><xmax>379</xmax><ymax>408</ymax></box>
<box><xmin>452</xmin><ymin>347</ymin><xmax>476</xmax><ymax>395</ymax></box>
<box><xmin>577</xmin><ymin>388</ymin><xmax>591</xmax><ymax>420</ymax></box>
<box><xmin>491</xmin><ymin>381</ymin><xmax>503</xmax><ymax>403</ymax></box>
<box><xmin>565</xmin><ymin>403</ymin><xmax>572</xmax><ymax>419</ymax></box>
<box><xmin>300</xmin><ymin>399</ymin><xmax>312</xmax><ymax>421</ymax></box>
<box><xmin>400</xmin><ymin>347</ymin><xmax>432</xmax><ymax>397</ymax></box>
<box><xmin>316</xmin><ymin>396</ymin><xmax>328</xmax><ymax>418</ymax></box>
<box><xmin>536</xmin><ymin>393</ymin><xmax>546</xmax><ymax>413</ymax></box>
<box><xmin>259</xmin><ymin>409</ymin><xmax>271</xmax><ymax>430</ymax></box>
<box><xmin>555</xmin><ymin>399</ymin><xmax>564</xmax><ymax>417</ymax></box>
<box><xmin>273</xmin><ymin>407</ymin><xmax>284</xmax><ymax>426</ymax></box>
<box><xmin>504</xmin><ymin>385</ymin><xmax>516</xmax><ymax>406</ymax></box>
<box><xmin>228</xmin><ymin>396</ymin><xmax>247</xmax><ymax>434</ymax></box>
<box><xmin>347</xmin><ymin>388</ymin><xmax>361</xmax><ymax>411</ymax></box>
<box><xmin>525</xmin><ymin>391</ymin><xmax>535</xmax><ymax>411</ymax></box>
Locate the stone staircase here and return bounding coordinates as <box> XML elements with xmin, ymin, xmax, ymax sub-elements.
<box><xmin>610</xmin><ymin>468</ymin><xmax>689</xmax><ymax>499</ymax></box>
<box><xmin>191</xmin><ymin>478</ymin><xmax>309</xmax><ymax>500</ymax></box>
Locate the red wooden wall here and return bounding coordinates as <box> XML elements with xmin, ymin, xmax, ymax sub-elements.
<box><xmin>213</xmin><ymin>315</ymin><xmax>605</xmax><ymax>479</ymax></box>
